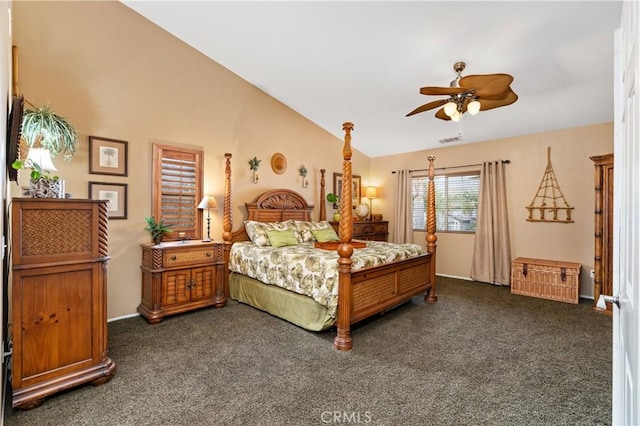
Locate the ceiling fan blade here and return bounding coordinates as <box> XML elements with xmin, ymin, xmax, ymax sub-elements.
<box><xmin>459</xmin><ymin>73</ymin><xmax>514</xmax><ymax>98</ymax></box>
<box><xmin>419</xmin><ymin>86</ymin><xmax>468</xmax><ymax>96</ymax></box>
<box><xmin>406</xmin><ymin>99</ymin><xmax>448</xmax><ymax>117</ymax></box>
<box><xmin>478</xmin><ymin>89</ymin><xmax>518</xmax><ymax>111</ymax></box>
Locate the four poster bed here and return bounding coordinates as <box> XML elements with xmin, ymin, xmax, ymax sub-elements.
<box><xmin>221</xmin><ymin>122</ymin><xmax>438</xmax><ymax>351</ymax></box>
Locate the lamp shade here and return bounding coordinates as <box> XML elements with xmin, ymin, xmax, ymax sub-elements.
<box><xmin>365</xmin><ymin>186</ymin><xmax>378</xmax><ymax>199</ymax></box>
<box><xmin>197</xmin><ymin>195</ymin><xmax>218</xmax><ymax>210</ymax></box>
<box><xmin>26</xmin><ymin>148</ymin><xmax>57</xmax><ymax>172</ymax></box>
<box><xmin>443</xmin><ymin>101</ymin><xmax>457</xmax><ymax>117</ymax></box>
<box><xmin>467</xmin><ymin>100</ymin><xmax>481</xmax><ymax>115</ymax></box>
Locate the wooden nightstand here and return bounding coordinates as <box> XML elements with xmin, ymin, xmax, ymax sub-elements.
<box><xmin>329</xmin><ymin>221</ymin><xmax>389</xmax><ymax>241</ymax></box>
<box><xmin>138</xmin><ymin>240</ymin><xmax>226</xmax><ymax>323</ymax></box>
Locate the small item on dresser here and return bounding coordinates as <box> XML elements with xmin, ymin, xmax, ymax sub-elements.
<box><xmin>355</xmin><ymin>203</ymin><xmax>369</xmax><ymax>220</ymax></box>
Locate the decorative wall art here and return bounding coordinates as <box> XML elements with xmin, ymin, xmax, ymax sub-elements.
<box><xmin>333</xmin><ymin>172</ymin><xmax>361</xmax><ymax>209</ymax></box>
<box><xmin>89</xmin><ymin>136</ymin><xmax>128</xmax><ymax>176</ymax></box>
<box><xmin>526</xmin><ymin>147</ymin><xmax>574</xmax><ymax>223</ymax></box>
<box><xmin>89</xmin><ymin>182</ymin><xmax>128</xmax><ymax>219</ymax></box>
<box><xmin>271</xmin><ymin>152</ymin><xmax>287</xmax><ymax>175</ymax></box>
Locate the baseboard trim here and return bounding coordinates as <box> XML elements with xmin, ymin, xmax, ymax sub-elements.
<box><xmin>108</xmin><ymin>313</ymin><xmax>140</xmax><ymax>323</ymax></box>
<box><xmin>436</xmin><ymin>273</ymin><xmax>473</xmax><ymax>281</ymax></box>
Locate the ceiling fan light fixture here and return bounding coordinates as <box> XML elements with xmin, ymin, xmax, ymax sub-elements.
<box><xmin>467</xmin><ymin>100</ymin><xmax>481</xmax><ymax>115</ymax></box>
<box><xmin>444</xmin><ymin>101</ymin><xmax>457</xmax><ymax>117</ymax></box>
<box><xmin>450</xmin><ymin>111</ymin><xmax>461</xmax><ymax>122</ymax></box>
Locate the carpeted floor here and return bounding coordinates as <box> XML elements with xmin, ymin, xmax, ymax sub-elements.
<box><xmin>4</xmin><ymin>277</ymin><xmax>612</xmax><ymax>425</ymax></box>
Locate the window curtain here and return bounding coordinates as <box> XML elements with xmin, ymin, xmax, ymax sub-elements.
<box><xmin>470</xmin><ymin>161</ymin><xmax>511</xmax><ymax>285</ymax></box>
<box><xmin>392</xmin><ymin>170</ymin><xmax>413</xmax><ymax>243</ymax></box>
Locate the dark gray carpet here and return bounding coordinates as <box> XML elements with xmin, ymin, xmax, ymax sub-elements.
<box><xmin>4</xmin><ymin>277</ymin><xmax>612</xmax><ymax>425</ymax></box>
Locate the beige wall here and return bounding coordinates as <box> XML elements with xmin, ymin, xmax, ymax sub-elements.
<box><xmin>372</xmin><ymin>123</ymin><xmax>613</xmax><ymax>297</ymax></box>
<box><xmin>12</xmin><ymin>1</ymin><xmax>613</xmax><ymax>320</ymax></box>
<box><xmin>12</xmin><ymin>1</ymin><xmax>369</xmax><ymax>319</ymax></box>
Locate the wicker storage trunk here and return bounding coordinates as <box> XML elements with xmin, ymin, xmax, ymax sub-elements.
<box><xmin>510</xmin><ymin>257</ymin><xmax>581</xmax><ymax>304</ymax></box>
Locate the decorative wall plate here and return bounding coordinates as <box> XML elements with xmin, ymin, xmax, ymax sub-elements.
<box><xmin>271</xmin><ymin>152</ymin><xmax>287</xmax><ymax>175</ymax></box>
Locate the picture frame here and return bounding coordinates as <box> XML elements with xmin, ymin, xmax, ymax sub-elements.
<box><xmin>89</xmin><ymin>182</ymin><xmax>128</xmax><ymax>219</ymax></box>
<box><xmin>333</xmin><ymin>172</ymin><xmax>361</xmax><ymax>209</ymax></box>
<box><xmin>6</xmin><ymin>95</ymin><xmax>24</xmax><ymax>182</ymax></box>
<box><xmin>89</xmin><ymin>136</ymin><xmax>128</xmax><ymax>176</ymax></box>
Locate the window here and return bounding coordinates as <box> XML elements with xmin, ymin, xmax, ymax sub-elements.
<box><xmin>412</xmin><ymin>171</ymin><xmax>480</xmax><ymax>232</ymax></box>
<box><xmin>152</xmin><ymin>144</ymin><xmax>204</xmax><ymax>241</ymax></box>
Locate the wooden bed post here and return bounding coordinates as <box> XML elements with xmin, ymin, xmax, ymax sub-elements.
<box><xmin>222</xmin><ymin>153</ymin><xmax>233</xmax><ymax>299</ymax></box>
<box><xmin>425</xmin><ymin>155</ymin><xmax>438</xmax><ymax>303</ymax></box>
<box><xmin>334</xmin><ymin>122</ymin><xmax>355</xmax><ymax>351</ymax></box>
<box><xmin>319</xmin><ymin>169</ymin><xmax>326</xmax><ymax>221</ymax></box>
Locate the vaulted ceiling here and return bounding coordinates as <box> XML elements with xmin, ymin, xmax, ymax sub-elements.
<box><xmin>121</xmin><ymin>1</ymin><xmax>622</xmax><ymax>157</ymax></box>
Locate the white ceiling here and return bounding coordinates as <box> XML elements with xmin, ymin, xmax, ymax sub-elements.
<box><xmin>121</xmin><ymin>1</ymin><xmax>622</xmax><ymax>158</ymax></box>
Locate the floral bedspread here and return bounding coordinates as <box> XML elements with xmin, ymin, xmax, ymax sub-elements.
<box><xmin>228</xmin><ymin>241</ymin><xmax>425</xmax><ymax>318</ymax></box>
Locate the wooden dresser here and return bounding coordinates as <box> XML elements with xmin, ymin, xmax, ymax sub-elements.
<box><xmin>10</xmin><ymin>198</ymin><xmax>116</xmax><ymax>409</ymax></box>
<box><xmin>329</xmin><ymin>220</ymin><xmax>389</xmax><ymax>241</ymax></box>
<box><xmin>591</xmin><ymin>153</ymin><xmax>613</xmax><ymax>315</ymax></box>
<box><xmin>138</xmin><ymin>240</ymin><xmax>226</xmax><ymax>323</ymax></box>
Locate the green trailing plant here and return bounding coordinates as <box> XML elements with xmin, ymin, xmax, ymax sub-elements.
<box><xmin>327</xmin><ymin>193</ymin><xmax>341</xmax><ymax>221</ymax></box>
<box><xmin>11</xmin><ymin>158</ymin><xmax>58</xmax><ymax>181</ymax></box>
<box><xmin>144</xmin><ymin>217</ymin><xmax>172</xmax><ymax>244</ymax></box>
<box><xmin>21</xmin><ymin>104</ymin><xmax>78</xmax><ymax>160</ymax></box>
<box><xmin>326</xmin><ymin>192</ymin><xmax>339</xmax><ymax>206</ymax></box>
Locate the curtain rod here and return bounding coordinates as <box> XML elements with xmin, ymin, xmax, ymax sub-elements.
<box><xmin>391</xmin><ymin>160</ymin><xmax>510</xmax><ymax>174</ymax></box>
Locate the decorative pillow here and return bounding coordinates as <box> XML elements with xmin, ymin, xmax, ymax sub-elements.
<box><xmin>266</xmin><ymin>229</ymin><xmax>299</xmax><ymax>247</ymax></box>
<box><xmin>311</xmin><ymin>227</ymin><xmax>339</xmax><ymax>243</ymax></box>
<box><xmin>294</xmin><ymin>220</ymin><xmax>333</xmax><ymax>242</ymax></box>
<box><xmin>245</xmin><ymin>220</ymin><xmax>295</xmax><ymax>246</ymax></box>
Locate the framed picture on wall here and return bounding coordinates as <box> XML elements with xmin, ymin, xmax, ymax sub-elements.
<box><xmin>89</xmin><ymin>136</ymin><xmax>128</xmax><ymax>176</ymax></box>
<box><xmin>89</xmin><ymin>182</ymin><xmax>128</xmax><ymax>219</ymax></box>
<box><xmin>333</xmin><ymin>172</ymin><xmax>361</xmax><ymax>209</ymax></box>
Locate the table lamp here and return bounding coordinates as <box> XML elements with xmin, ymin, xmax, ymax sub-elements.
<box><xmin>197</xmin><ymin>195</ymin><xmax>218</xmax><ymax>242</ymax></box>
<box><xmin>365</xmin><ymin>186</ymin><xmax>377</xmax><ymax>221</ymax></box>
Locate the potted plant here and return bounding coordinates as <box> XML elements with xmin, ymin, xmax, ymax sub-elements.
<box><xmin>327</xmin><ymin>193</ymin><xmax>341</xmax><ymax>221</ymax></box>
<box><xmin>21</xmin><ymin>104</ymin><xmax>78</xmax><ymax>161</ymax></box>
<box><xmin>12</xmin><ymin>157</ymin><xmax>62</xmax><ymax>198</ymax></box>
<box><xmin>144</xmin><ymin>217</ymin><xmax>172</xmax><ymax>245</ymax></box>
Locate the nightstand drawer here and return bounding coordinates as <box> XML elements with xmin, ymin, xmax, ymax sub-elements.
<box><xmin>164</xmin><ymin>247</ymin><xmax>216</xmax><ymax>267</ymax></box>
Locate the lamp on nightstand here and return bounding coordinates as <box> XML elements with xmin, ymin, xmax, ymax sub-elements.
<box><xmin>197</xmin><ymin>195</ymin><xmax>218</xmax><ymax>242</ymax></box>
<box><xmin>365</xmin><ymin>186</ymin><xmax>377</xmax><ymax>221</ymax></box>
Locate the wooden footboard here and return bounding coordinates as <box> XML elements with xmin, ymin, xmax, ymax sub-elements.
<box><xmin>350</xmin><ymin>254</ymin><xmax>432</xmax><ymax>323</ymax></box>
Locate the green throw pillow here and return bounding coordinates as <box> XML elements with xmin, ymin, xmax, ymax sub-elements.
<box><xmin>311</xmin><ymin>227</ymin><xmax>339</xmax><ymax>242</ymax></box>
<box><xmin>266</xmin><ymin>229</ymin><xmax>299</xmax><ymax>247</ymax></box>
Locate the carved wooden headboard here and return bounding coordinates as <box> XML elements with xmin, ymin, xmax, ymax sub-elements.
<box><xmin>229</xmin><ymin>189</ymin><xmax>314</xmax><ymax>243</ymax></box>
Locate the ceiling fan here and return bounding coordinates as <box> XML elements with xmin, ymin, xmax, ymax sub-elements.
<box><xmin>406</xmin><ymin>61</ymin><xmax>518</xmax><ymax>121</ymax></box>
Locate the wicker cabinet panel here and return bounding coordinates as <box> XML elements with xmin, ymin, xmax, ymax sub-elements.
<box><xmin>138</xmin><ymin>241</ymin><xmax>225</xmax><ymax>323</ymax></box>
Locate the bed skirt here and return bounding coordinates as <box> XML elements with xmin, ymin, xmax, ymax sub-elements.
<box><xmin>229</xmin><ymin>272</ymin><xmax>335</xmax><ymax>331</ymax></box>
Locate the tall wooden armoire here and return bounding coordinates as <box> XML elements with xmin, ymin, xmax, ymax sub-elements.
<box><xmin>590</xmin><ymin>154</ymin><xmax>613</xmax><ymax>316</ymax></box>
<box><xmin>10</xmin><ymin>198</ymin><xmax>116</xmax><ymax>409</ymax></box>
